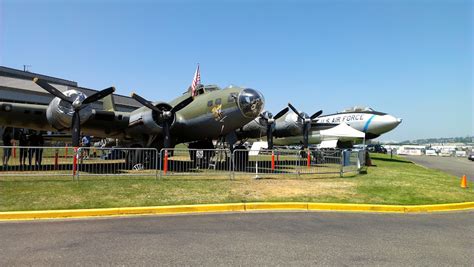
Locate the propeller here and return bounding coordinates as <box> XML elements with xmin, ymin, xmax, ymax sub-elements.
<box><xmin>33</xmin><ymin>77</ymin><xmax>115</xmax><ymax>147</ymax></box>
<box><xmin>131</xmin><ymin>93</ymin><xmax>193</xmax><ymax>148</ymax></box>
<box><xmin>259</xmin><ymin>107</ymin><xmax>288</xmax><ymax>149</ymax></box>
<box><xmin>287</xmin><ymin>102</ymin><xmax>323</xmax><ymax>148</ymax></box>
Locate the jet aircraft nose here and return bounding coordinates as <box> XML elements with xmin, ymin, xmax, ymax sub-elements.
<box><xmin>238</xmin><ymin>88</ymin><xmax>265</xmax><ymax>118</ymax></box>
<box><xmin>370</xmin><ymin>115</ymin><xmax>402</xmax><ymax>134</ymax></box>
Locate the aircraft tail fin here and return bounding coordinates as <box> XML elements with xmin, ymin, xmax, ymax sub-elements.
<box><xmin>102</xmin><ymin>94</ymin><xmax>116</xmax><ymax>111</ymax></box>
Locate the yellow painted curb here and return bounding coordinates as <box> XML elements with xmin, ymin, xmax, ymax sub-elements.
<box><xmin>0</xmin><ymin>202</ymin><xmax>473</xmax><ymax>221</ymax></box>
<box><xmin>245</xmin><ymin>202</ymin><xmax>308</xmax><ymax>211</ymax></box>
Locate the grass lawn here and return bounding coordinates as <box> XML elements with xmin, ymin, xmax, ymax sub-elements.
<box><xmin>0</xmin><ymin>154</ymin><xmax>473</xmax><ymax>211</ymax></box>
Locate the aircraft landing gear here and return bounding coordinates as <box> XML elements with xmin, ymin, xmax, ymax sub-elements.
<box><xmin>125</xmin><ymin>146</ymin><xmax>157</xmax><ymax>170</ymax></box>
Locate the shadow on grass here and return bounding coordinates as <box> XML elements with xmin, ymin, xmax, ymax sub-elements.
<box><xmin>372</xmin><ymin>157</ymin><xmax>413</xmax><ymax>164</ymax></box>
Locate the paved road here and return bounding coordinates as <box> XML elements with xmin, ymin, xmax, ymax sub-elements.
<box><xmin>404</xmin><ymin>155</ymin><xmax>474</xmax><ymax>181</ymax></box>
<box><xmin>1</xmin><ymin>212</ymin><xmax>473</xmax><ymax>266</ymax></box>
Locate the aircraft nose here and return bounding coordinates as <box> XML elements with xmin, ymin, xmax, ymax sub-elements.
<box><xmin>372</xmin><ymin>115</ymin><xmax>402</xmax><ymax>134</ymax></box>
<box><xmin>238</xmin><ymin>88</ymin><xmax>265</xmax><ymax>118</ymax></box>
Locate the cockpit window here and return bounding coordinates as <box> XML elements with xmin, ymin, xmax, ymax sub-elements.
<box><xmin>228</xmin><ymin>93</ymin><xmax>237</xmax><ymax>103</ymax></box>
<box><xmin>339</xmin><ymin>106</ymin><xmax>386</xmax><ymax>115</ymax></box>
<box><xmin>237</xmin><ymin>88</ymin><xmax>264</xmax><ymax>118</ymax></box>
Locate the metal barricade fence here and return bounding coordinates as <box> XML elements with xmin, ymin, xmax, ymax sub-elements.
<box><xmin>232</xmin><ymin>149</ymin><xmax>301</xmax><ymax>178</ymax></box>
<box><xmin>76</xmin><ymin>147</ymin><xmax>159</xmax><ymax>179</ymax></box>
<box><xmin>0</xmin><ymin>145</ymin><xmax>77</xmax><ymax>177</ymax></box>
<box><xmin>0</xmin><ymin>146</ymin><xmax>159</xmax><ymax>179</ymax></box>
<box><xmin>1</xmin><ymin>145</ymin><xmax>366</xmax><ymax>180</ymax></box>
<box><xmin>232</xmin><ymin>148</ymin><xmax>347</xmax><ymax>178</ymax></box>
<box><xmin>159</xmin><ymin>148</ymin><xmax>232</xmax><ymax>179</ymax></box>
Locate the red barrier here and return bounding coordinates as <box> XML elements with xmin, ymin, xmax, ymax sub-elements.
<box><xmin>12</xmin><ymin>141</ymin><xmax>16</xmax><ymax>158</ymax></box>
<box><xmin>163</xmin><ymin>150</ymin><xmax>168</xmax><ymax>175</ymax></box>
<box><xmin>72</xmin><ymin>147</ymin><xmax>78</xmax><ymax>176</ymax></box>
<box><xmin>307</xmin><ymin>150</ymin><xmax>311</xmax><ymax>168</ymax></box>
<box><xmin>271</xmin><ymin>151</ymin><xmax>275</xmax><ymax>171</ymax></box>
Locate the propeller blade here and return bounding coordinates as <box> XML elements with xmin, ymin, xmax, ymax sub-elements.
<box><xmin>71</xmin><ymin>112</ymin><xmax>81</xmax><ymax>147</ymax></box>
<box><xmin>83</xmin><ymin>87</ymin><xmax>115</xmax><ymax>104</ymax></box>
<box><xmin>273</xmin><ymin>107</ymin><xmax>289</xmax><ymax>120</ymax></box>
<box><xmin>288</xmin><ymin>103</ymin><xmax>305</xmax><ymax>120</ymax></box>
<box><xmin>163</xmin><ymin>121</ymin><xmax>171</xmax><ymax>148</ymax></box>
<box><xmin>303</xmin><ymin>122</ymin><xmax>310</xmax><ymax>149</ymax></box>
<box><xmin>267</xmin><ymin>124</ymin><xmax>273</xmax><ymax>149</ymax></box>
<box><xmin>131</xmin><ymin>93</ymin><xmax>161</xmax><ymax>112</ymax></box>
<box><xmin>33</xmin><ymin>77</ymin><xmax>72</xmax><ymax>103</ymax></box>
<box><xmin>310</xmin><ymin>110</ymin><xmax>323</xmax><ymax>120</ymax></box>
<box><xmin>171</xmin><ymin>96</ymin><xmax>193</xmax><ymax>113</ymax></box>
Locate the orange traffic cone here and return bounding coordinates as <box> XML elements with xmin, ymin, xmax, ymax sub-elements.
<box><xmin>460</xmin><ymin>175</ymin><xmax>468</xmax><ymax>188</ymax></box>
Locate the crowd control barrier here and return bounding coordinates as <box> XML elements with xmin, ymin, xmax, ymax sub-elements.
<box><xmin>1</xmin><ymin>146</ymin><xmax>365</xmax><ymax>180</ymax></box>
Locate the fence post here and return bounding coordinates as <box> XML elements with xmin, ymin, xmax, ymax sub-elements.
<box><xmin>307</xmin><ymin>149</ymin><xmax>311</xmax><ymax>168</ymax></box>
<box><xmin>72</xmin><ymin>147</ymin><xmax>78</xmax><ymax>180</ymax></box>
<box><xmin>339</xmin><ymin>149</ymin><xmax>344</xmax><ymax>178</ymax></box>
<box><xmin>64</xmin><ymin>144</ymin><xmax>68</xmax><ymax>159</ymax></box>
<box><xmin>254</xmin><ymin>151</ymin><xmax>259</xmax><ymax>179</ymax></box>
<box><xmin>12</xmin><ymin>141</ymin><xmax>16</xmax><ymax>158</ymax></box>
<box><xmin>230</xmin><ymin>150</ymin><xmax>234</xmax><ymax>180</ymax></box>
<box><xmin>163</xmin><ymin>149</ymin><xmax>168</xmax><ymax>175</ymax></box>
<box><xmin>155</xmin><ymin>148</ymin><xmax>159</xmax><ymax>180</ymax></box>
<box><xmin>271</xmin><ymin>150</ymin><xmax>275</xmax><ymax>171</ymax></box>
<box><xmin>54</xmin><ymin>149</ymin><xmax>59</xmax><ymax>170</ymax></box>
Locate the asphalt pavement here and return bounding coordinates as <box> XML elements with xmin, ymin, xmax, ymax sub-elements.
<box><xmin>1</xmin><ymin>212</ymin><xmax>473</xmax><ymax>266</ymax></box>
<box><xmin>403</xmin><ymin>155</ymin><xmax>474</xmax><ymax>181</ymax></box>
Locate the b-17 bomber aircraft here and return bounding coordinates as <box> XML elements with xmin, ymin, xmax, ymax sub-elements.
<box><xmin>0</xmin><ymin>78</ymin><xmax>265</xmax><ymax>153</ymax></box>
<box><xmin>237</xmin><ymin>104</ymin><xmax>402</xmax><ymax>148</ymax></box>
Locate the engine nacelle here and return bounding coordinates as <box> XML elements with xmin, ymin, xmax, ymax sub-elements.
<box><xmin>46</xmin><ymin>90</ymin><xmax>93</xmax><ymax>130</ymax></box>
<box><xmin>274</xmin><ymin>112</ymin><xmax>304</xmax><ymax>137</ymax></box>
<box><xmin>127</xmin><ymin>102</ymin><xmax>174</xmax><ymax>136</ymax></box>
<box><xmin>238</xmin><ymin>118</ymin><xmax>266</xmax><ymax>139</ymax></box>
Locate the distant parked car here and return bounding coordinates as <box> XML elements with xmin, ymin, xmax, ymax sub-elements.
<box><xmin>468</xmin><ymin>153</ymin><xmax>474</xmax><ymax>161</ymax></box>
<box><xmin>366</xmin><ymin>144</ymin><xmax>387</xmax><ymax>154</ymax></box>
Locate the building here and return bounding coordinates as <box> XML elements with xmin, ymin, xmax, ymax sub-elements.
<box><xmin>0</xmin><ymin>66</ymin><xmax>141</xmax><ymax>112</ymax></box>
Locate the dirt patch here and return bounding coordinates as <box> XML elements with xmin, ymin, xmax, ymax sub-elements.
<box><xmin>231</xmin><ymin>179</ymin><xmax>356</xmax><ymax>200</ymax></box>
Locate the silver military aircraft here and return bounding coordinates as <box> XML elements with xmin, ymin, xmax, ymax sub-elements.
<box><xmin>237</xmin><ymin>104</ymin><xmax>402</xmax><ymax>148</ymax></box>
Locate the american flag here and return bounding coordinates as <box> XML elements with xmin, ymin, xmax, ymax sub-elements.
<box><xmin>191</xmin><ymin>64</ymin><xmax>201</xmax><ymax>97</ymax></box>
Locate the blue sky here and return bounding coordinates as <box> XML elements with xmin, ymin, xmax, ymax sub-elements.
<box><xmin>1</xmin><ymin>0</ymin><xmax>472</xmax><ymax>141</ymax></box>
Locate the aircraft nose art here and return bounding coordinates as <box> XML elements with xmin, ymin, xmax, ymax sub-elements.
<box><xmin>237</xmin><ymin>88</ymin><xmax>265</xmax><ymax>118</ymax></box>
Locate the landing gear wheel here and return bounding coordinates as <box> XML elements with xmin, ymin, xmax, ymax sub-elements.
<box><xmin>132</xmin><ymin>163</ymin><xmax>145</xmax><ymax>170</ymax></box>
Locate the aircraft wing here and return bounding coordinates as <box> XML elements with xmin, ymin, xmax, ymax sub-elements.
<box><xmin>0</xmin><ymin>102</ymin><xmax>52</xmax><ymax>131</ymax></box>
<box><xmin>0</xmin><ymin>102</ymin><xmax>130</xmax><ymax>138</ymax></box>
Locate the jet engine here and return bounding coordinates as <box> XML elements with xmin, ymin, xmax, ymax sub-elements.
<box><xmin>46</xmin><ymin>90</ymin><xmax>93</xmax><ymax>130</ymax></box>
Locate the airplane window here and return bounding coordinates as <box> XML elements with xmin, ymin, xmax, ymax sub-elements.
<box><xmin>215</xmin><ymin>98</ymin><xmax>222</xmax><ymax>105</ymax></box>
<box><xmin>228</xmin><ymin>93</ymin><xmax>237</xmax><ymax>103</ymax></box>
<box><xmin>207</xmin><ymin>100</ymin><xmax>213</xmax><ymax>107</ymax></box>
